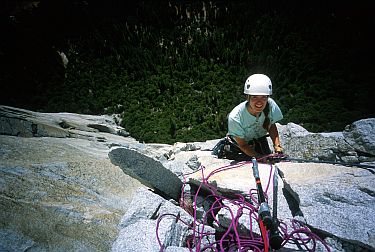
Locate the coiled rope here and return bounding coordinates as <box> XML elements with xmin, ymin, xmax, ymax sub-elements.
<box><xmin>157</xmin><ymin>154</ymin><xmax>331</xmax><ymax>251</ymax></box>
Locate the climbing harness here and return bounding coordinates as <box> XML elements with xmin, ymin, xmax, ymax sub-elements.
<box><xmin>211</xmin><ymin>135</ymin><xmax>271</xmax><ymax>161</ymax></box>
<box><xmin>156</xmin><ymin>154</ymin><xmax>332</xmax><ymax>251</ymax></box>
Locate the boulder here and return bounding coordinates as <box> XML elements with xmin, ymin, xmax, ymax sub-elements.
<box><xmin>111</xmin><ymin>187</ymin><xmax>215</xmax><ymax>252</ymax></box>
<box><xmin>109</xmin><ymin>147</ymin><xmax>183</xmax><ymax>201</ymax></box>
<box><xmin>278</xmin><ymin>121</ymin><xmax>375</xmax><ymax>164</ymax></box>
<box><xmin>343</xmin><ymin>118</ymin><xmax>375</xmax><ymax>156</ymax></box>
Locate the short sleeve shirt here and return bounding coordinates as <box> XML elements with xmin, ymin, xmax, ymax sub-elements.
<box><xmin>227</xmin><ymin>98</ymin><xmax>283</xmax><ymax>142</ymax></box>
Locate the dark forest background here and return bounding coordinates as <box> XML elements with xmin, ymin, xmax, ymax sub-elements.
<box><xmin>1</xmin><ymin>0</ymin><xmax>374</xmax><ymax>144</ymax></box>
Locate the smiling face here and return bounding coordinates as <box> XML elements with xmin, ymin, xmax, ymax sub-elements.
<box><xmin>247</xmin><ymin>95</ymin><xmax>269</xmax><ymax>115</ymax></box>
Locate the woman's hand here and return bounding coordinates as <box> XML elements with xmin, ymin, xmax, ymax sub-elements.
<box><xmin>274</xmin><ymin>144</ymin><xmax>283</xmax><ymax>154</ymax></box>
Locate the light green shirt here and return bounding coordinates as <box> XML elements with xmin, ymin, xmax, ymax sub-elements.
<box><xmin>228</xmin><ymin>98</ymin><xmax>283</xmax><ymax>142</ymax></box>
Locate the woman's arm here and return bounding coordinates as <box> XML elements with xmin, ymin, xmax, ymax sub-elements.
<box><xmin>268</xmin><ymin>123</ymin><xmax>283</xmax><ymax>152</ymax></box>
<box><xmin>233</xmin><ymin>136</ymin><xmax>261</xmax><ymax>158</ymax></box>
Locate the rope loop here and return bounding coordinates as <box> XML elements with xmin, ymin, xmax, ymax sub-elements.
<box><xmin>157</xmin><ymin>157</ymin><xmax>331</xmax><ymax>251</ymax></box>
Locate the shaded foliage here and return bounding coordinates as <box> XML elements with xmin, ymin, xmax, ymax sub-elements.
<box><xmin>1</xmin><ymin>0</ymin><xmax>374</xmax><ymax>143</ymax></box>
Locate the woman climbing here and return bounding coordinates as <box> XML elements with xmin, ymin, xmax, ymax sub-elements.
<box><xmin>213</xmin><ymin>74</ymin><xmax>284</xmax><ymax>161</ymax></box>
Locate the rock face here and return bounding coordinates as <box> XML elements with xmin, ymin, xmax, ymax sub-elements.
<box><xmin>109</xmin><ymin>146</ymin><xmax>375</xmax><ymax>251</ymax></box>
<box><xmin>111</xmin><ymin>187</ymin><xmax>207</xmax><ymax>252</ymax></box>
<box><xmin>1</xmin><ymin>105</ymin><xmax>375</xmax><ymax>252</ymax></box>
<box><xmin>0</xmin><ymin>105</ymin><xmax>143</xmax><ymax>251</ymax></box>
<box><xmin>343</xmin><ymin>118</ymin><xmax>375</xmax><ymax>156</ymax></box>
<box><xmin>281</xmin><ymin>163</ymin><xmax>375</xmax><ymax>250</ymax></box>
<box><xmin>278</xmin><ymin>122</ymin><xmax>375</xmax><ymax>164</ymax></box>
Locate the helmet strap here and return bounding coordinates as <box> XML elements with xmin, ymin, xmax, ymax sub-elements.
<box><xmin>246</xmin><ymin>95</ymin><xmax>251</xmax><ymax>103</ymax></box>
<box><xmin>246</xmin><ymin>95</ymin><xmax>253</xmax><ymax>109</ymax></box>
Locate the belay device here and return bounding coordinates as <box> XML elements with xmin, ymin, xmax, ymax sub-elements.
<box><xmin>251</xmin><ymin>157</ymin><xmax>283</xmax><ymax>251</ymax></box>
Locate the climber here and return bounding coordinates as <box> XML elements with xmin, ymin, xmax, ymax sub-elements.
<box><xmin>212</xmin><ymin>74</ymin><xmax>284</xmax><ymax>161</ymax></box>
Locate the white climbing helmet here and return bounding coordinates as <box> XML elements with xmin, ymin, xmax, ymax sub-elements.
<box><xmin>244</xmin><ymin>74</ymin><xmax>272</xmax><ymax>95</ymax></box>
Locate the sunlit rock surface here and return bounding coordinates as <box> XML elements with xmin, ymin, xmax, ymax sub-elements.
<box><xmin>1</xmin><ymin>105</ymin><xmax>374</xmax><ymax>251</ymax></box>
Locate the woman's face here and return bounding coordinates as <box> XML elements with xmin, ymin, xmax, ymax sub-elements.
<box><xmin>248</xmin><ymin>95</ymin><xmax>269</xmax><ymax>114</ymax></box>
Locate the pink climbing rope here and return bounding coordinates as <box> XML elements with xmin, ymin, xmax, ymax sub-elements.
<box><xmin>156</xmin><ymin>154</ymin><xmax>331</xmax><ymax>251</ymax></box>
